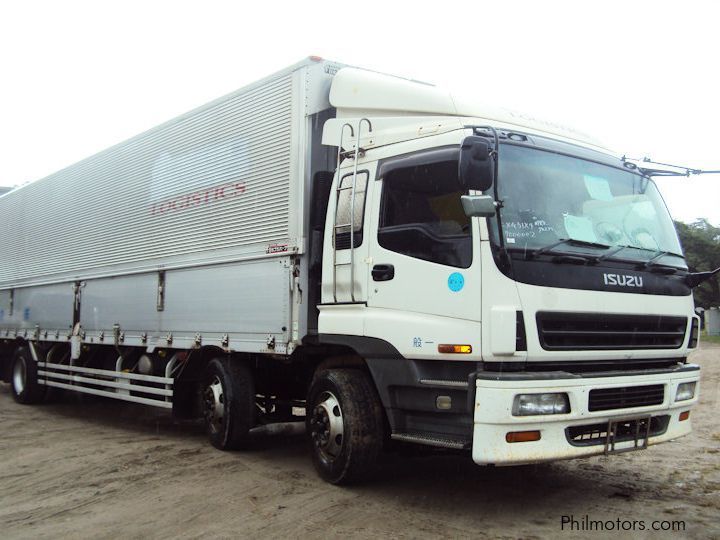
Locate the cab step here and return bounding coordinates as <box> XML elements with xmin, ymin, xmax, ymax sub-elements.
<box><xmin>391</xmin><ymin>432</ymin><xmax>471</xmax><ymax>450</ymax></box>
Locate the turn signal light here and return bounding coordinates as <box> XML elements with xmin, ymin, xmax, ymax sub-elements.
<box><xmin>438</xmin><ymin>344</ymin><xmax>472</xmax><ymax>354</ymax></box>
<box><xmin>505</xmin><ymin>430</ymin><xmax>541</xmax><ymax>443</ymax></box>
<box><xmin>679</xmin><ymin>411</ymin><xmax>690</xmax><ymax>422</ymax></box>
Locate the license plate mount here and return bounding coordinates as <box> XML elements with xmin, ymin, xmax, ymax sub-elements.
<box><xmin>604</xmin><ymin>415</ymin><xmax>652</xmax><ymax>455</ymax></box>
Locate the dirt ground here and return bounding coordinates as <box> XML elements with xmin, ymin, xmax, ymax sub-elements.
<box><xmin>1</xmin><ymin>346</ymin><xmax>718</xmax><ymax>540</ymax></box>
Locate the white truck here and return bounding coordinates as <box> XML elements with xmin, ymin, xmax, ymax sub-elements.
<box><xmin>0</xmin><ymin>57</ymin><xmax>703</xmax><ymax>483</ymax></box>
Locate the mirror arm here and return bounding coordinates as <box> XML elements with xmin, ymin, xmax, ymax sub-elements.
<box><xmin>483</xmin><ymin>126</ymin><xmax>511</xmax><ymax>270</ymax></box>
<box><xmin>474</xmin><ymin>125</ymin><xmax>507</xmax><ymax>250</ymax></box>
<box><xmin>685</xmin><ymin>266</ymin><xmax>720</xmax><ymax>288</ymax></box>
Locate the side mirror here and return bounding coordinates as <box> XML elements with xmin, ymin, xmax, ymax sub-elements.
<box><xmin>458</xmin><ymin>136</ymin><xmax>494</xmax><ymax>191</ymax></box>
<box><xmin>461</xmin><ymin>195</ymin><xmax>498</xmax><ymax>217</ymax></box>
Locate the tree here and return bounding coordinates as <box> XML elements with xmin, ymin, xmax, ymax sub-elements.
<box><xmin>675</xmin><ymin>219</ymin><xmax>720</xmax><ymax>308</ymax></box>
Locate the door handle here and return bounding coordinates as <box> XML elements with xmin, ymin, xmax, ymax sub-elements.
<box><xmin>372</xmin><ymin>264</ymin><xmax>395</xmax><ymax>281</ymax></box>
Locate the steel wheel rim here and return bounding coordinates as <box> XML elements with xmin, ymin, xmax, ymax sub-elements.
<box><xmin>310</xmin><ymin>390</ymin><xmax>344</xmax><ymax>464</ymax></box>
<box><xmin>13</xmin><ymin>356</ymin><xmax>27</xmax><ymax>394</ymax></box>
<box><xmin>204</xmin><ymin>376</ymin><xmax>225</xmax><ymax>434</ymax></box>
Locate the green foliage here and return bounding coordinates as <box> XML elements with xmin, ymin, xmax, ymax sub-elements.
<box><xmin>675</xmin><ymin>219</ymin><xmax>720</xmax><ymax>308</ymax></box>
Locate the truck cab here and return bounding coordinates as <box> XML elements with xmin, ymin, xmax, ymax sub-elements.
<box><xmin>313</xmin><ymin>67</ymin><xmax>700</xmax><ymax>469</ymax></box>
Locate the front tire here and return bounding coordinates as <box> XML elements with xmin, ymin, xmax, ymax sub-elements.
<box><xmin>11</xmin><ymin>346</ymin><xmax>46</xmax><ymax>405</ymax></box>
<box><xmin>202</xmin><ymin>358</ymin><xmax>255</xmax><ymax>450</ymax></box>
<box><xmin>306</xmin><ymin>369</ymin><xmax>384</xmax><ymax>484</ymax></box>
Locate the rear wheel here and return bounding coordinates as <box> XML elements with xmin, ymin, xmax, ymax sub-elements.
<box><xmin>11</xmin><ymin>346</ymin><xmax>46</xmax><ymax>405</ymax></box>
<box><xmin>202</xmin><ymin>358</ymin><xmax>255</xmax><ymax>450</ymax></box>
<box><xmin>307</xmin><ymin>369</ymin><xmax>384</xmax><ymax>484</ymax></box>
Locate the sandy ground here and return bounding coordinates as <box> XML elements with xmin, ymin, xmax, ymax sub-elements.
<box><xmin>0</xmin><ymin>346</ymin><xmax>718</xmax><ymax>540</ymax></box>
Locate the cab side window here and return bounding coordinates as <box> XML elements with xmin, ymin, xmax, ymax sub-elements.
<box><xmin>378</xmin><ymin>160</ymin><xmax>471</xmax><ymax>268</ymax></box>
<box><xmin>334</xmin><ymin>171</ymin><xmax>369</xmax><ymax>249</ymax></box>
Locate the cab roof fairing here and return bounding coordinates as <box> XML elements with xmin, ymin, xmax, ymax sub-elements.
<box><xmin>325</xmin><ymin>67</ymin><xmax>615</xmax><ymax>156</ymax></box>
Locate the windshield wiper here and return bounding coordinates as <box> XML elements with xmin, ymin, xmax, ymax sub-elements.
<box><xmin>597</xmin><ymin>246</ymin><xmax>684</xmax><ymax>272</ymax></box>
<box><xmin>519</xmin><ymin>239</ymin><xmax>688</xmax><ymax>271</ymax></box>
<box><xmin>642</xmin><ymin>250</ymin><xmax>679</xmax><ymax>267</ymax></box>
<box><xmin>526</xmin><ymin>238</ymin><xmax>611</xmax><ymax>259</ymax></box>
<box><xmin>596</xmin><ymin>244</ymin><xmax>630</xmax><ymax>262</ymax></box>
<box><xmin>637</xmin><ymin>249</ymin><xmax>685</xmax><ymax>274</ymax></box>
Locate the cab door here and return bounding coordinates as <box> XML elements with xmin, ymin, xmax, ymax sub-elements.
<box><xmin>365</xmin><ymin>154</ymin><xmax>482</xmax><ymax>359</ymax></box>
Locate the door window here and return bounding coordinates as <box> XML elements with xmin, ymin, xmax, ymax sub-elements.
<box><xmin>378</xmin><ymin>160</ymin><xmax>471</xmax><ymax>268</ymax></box>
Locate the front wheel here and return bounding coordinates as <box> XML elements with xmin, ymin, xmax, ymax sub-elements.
<box><xmin>11</xmin><ymin>346</ymin><xmax>46</xmax><ymax>405</ymax></box>
<box><xmin>306</xmin><ymin>369</ymin><xmax>384</xmax><ymax>484</ymax></box>
<box><xmin>202</xmin><ymin>358</ymin><xmax>255</xmax><ymax>450</ymax></box>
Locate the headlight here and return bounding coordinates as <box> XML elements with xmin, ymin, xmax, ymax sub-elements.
<box><xmin>512</xmin><ymin>393</ymin><xmax>570</xmax><ymax>416</ymax></box>
<box><xmin>675</xmin><ymin>382</ymin><xmax>696</xmax><ymax>402</ymax></box>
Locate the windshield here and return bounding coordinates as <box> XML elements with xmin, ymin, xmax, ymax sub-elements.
<box><xmin>495</xmin><ymin>145</ymin><xmax>684</xmax><ymax>264</ymax></box>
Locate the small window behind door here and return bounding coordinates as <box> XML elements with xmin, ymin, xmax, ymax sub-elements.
<box><xmin>334</xmin><ymin>171</ymin><xmax>369</xmax><ymax>249</ymax></box>
<box><xmin>379</xmin><ymin>160</ymin><xmax>471</xmax><ymax>268</ymax></box>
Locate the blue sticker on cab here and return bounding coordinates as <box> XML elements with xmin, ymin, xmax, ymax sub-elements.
<box><xmin>448</xmin><ymin>272</ymin><xmax>465</xmax><ymax>292</ymax></box>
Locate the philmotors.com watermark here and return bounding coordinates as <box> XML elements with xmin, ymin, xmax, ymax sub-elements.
<box><xmin>561</xmin><ymin>514</ymin><xmax>686</xmax><ymax>532</ymax></box>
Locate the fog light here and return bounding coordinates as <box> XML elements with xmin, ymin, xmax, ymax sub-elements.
<box><xmin>512</xmin><ymin>393</ymin><xmax>570</xmax><ymax>416</ymax></box>
<box><xmin>436</xmin><ymin>395</ymin><xmax>452</xmax><ymax>410</ymax></box>
<box><xmin>675</xmin><ymin>382</ymin><xmax>696</xmax><ymax>402</ymax></box>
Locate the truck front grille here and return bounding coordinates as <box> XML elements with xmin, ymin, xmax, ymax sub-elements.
<box><xmin>588</xmin><ymin>384</ymin><xmax>665</xmax><ymax>412</ymax></box>
<box><xmin>536</xmin><ymin>312</ymin><xmax>687</xmax><ymax>351</ymax></box>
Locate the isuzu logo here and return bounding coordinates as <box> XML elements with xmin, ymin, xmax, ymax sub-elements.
<box><xmin>603</xmin><ymin>273</ymin><xmax>644</xmax><ymax>287</ymax></box>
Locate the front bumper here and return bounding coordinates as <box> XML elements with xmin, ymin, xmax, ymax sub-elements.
<box><xmin>472</xmin><ymin>364</ymin><xmax>700</xmax><ymax>465</ymax></box>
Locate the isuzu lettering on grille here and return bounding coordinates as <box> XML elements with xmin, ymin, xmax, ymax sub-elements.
<box><xmin>603</xmin><ymin>273</ymin><xmax>644</xmax><ymax>287</ymax></box>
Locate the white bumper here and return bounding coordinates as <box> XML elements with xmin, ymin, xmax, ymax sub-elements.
<box><xmin>472</xmin><ymin>365</ymin><xmax>700</xmax><ymax>465</ymax></box>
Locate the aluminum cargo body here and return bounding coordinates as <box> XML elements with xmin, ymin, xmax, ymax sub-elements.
<box><xmin>0</xmin><ymin>58</ymin><xmax>343</xmax><ymax>353</ymax></box>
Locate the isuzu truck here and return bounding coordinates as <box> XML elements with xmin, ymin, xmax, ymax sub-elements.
<box><xmin>0</xmin><ymin>57</ymin><xmax>702</xmax><ymax>483</ymax></box>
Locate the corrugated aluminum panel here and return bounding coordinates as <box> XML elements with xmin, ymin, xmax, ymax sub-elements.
<box><xmin>0</xmin><ymin>70</ymin><xmax>295</xmax><ymax>288</ymax></box>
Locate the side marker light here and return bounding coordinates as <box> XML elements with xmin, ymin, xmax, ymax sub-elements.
<box><xmin>505</xmin><ymin>430</ymin><xmax>541</xmax><ymax>443</ymax></box>
<box><xmin>438</xmin><ymin>344</ymin><xmax>472</xmax><ymax>354</ymax></box>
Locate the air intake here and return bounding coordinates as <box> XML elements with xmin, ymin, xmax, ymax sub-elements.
<box><xmin>588</xmin><ymin>384</ymin><xmax>665</xmax><ymax>412</ymax></box>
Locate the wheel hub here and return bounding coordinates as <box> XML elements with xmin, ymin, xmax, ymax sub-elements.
<box><xmin>203</xmin><ymin>376</ymin><xmax>225</xmax><ymax>434</ymax></box>
<box><xmin>309</xmin><ymin>391</ymin><xmax>344</xmax><ymax>462</ymax></box>
<box><xmin>12</xmin><ymin>357</ymin><xmax>27</xmax><ymax>394</ymax></box>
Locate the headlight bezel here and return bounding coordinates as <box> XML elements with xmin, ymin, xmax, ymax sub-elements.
<box><xmin>512</xmin><ymin>392</ymin><xmax>571</xmax><ymax>416</ymax></box>
<box><xmin>675</xmin><ymin>382</ymin><xmax>696</xmax><ymax>402</ymax></box>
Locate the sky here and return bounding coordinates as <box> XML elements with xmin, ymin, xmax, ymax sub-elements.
<box><xmin>1</xmin><ymin>0</ymin><xmax>718</xmax><ymax>225</ymax></box>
